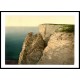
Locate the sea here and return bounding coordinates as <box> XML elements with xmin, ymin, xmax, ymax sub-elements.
<box><xmin>5</xmin><ymin>27</ymin><xmax>39</xmax><ymax>64</ymax></box>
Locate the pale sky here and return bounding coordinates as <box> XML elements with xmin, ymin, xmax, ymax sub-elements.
<box><xmin>5</xmin><ymin>16</ymin><xmax>74</xmax><ymax>27</ymax></box>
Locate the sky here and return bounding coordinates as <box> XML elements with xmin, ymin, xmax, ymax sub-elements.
<box><xmin>5</xmin><ymin>16</ymin><xmax>74</xmax><ymax>27</ymax></box>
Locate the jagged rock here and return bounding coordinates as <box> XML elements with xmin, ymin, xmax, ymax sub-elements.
<box><xmin>18</xmin><ymin>32</ymin><xmax>44</xmax><ymax>64</ymax></box>
<box><xmin>38</xmin><ymin>32</ymin><xmax>74</xmax><ymax>64</ymax></box>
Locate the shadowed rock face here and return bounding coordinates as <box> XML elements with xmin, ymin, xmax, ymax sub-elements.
<box><xmin>18</xmin><ymin>32</ymin><xmax>45</xmax><ymax>64</ymax></box>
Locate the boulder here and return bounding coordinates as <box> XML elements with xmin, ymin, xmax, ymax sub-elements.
<box><xmin>38</xmin><ymin>32</ymin><xmax>74</xmax><ymax>64</ymax></box>
<box><xmin>18</xmin><ymin>32</ymin><xmax>45</xmax><ymax>64</ymax></box>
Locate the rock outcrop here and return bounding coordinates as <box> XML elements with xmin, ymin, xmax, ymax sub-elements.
<box><xmin>18</xmin><ymin>32</ymin><xmax>44</xmax><ymax>64</ymax></box>
<box><xmin>38</xmin><ymin>32</ymin><xmax>74</xmax><ymax>64</ymax></box>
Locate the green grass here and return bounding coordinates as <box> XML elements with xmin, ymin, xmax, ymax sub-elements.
<box><xmin>56</xmin><ymin>25</ymin><xmax>74</xmax><ymax>32</ymax></box>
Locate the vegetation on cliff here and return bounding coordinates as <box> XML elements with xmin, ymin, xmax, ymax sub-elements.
<box><xmin>56</xmin><ymin>24</ymin><xmax>74</xmax><ymax>32</ymax></box>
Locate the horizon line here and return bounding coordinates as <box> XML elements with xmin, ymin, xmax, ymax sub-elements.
<box><xmin>6</xmin><ymin>23</ymin><xmax>74</xmax><ymax>27</ymax></box>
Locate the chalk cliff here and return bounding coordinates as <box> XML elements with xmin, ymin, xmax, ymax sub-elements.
<box><xmin>18</xmin><ymin>24</ymin><xmax>74</xmax><ymax>64</ymax></box>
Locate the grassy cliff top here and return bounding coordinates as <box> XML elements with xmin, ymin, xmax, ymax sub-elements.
<box><xmin>56</xmin><ymin>25</ymin><xmax>74</xmax><ymax>32</ymax></box>
<box><xmin>40</xmin><ymin>23</ymin><xmax>74</xmax><ymax>26</ymax></box>
<box><xmin>40</xmin><ymin>23</ymin><xmax>74</xmax><ymax>32</ymax></box>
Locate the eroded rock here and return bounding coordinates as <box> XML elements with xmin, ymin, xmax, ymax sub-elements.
<box><xmin>18</xmin><ymin>32</ymin><xmax>44</xmax><ymax>64</ymax></box>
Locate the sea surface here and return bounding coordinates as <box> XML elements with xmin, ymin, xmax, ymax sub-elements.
<box><xmin>5</xmin><ymin>27</ymin><xmax>38</xmax><ymax>63</ymax></box>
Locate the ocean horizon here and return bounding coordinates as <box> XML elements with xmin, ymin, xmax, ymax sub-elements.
<box><xmin>5</xmin><ymin>27</ymin><xmax>39</xmax><ymax>64</ymax></box>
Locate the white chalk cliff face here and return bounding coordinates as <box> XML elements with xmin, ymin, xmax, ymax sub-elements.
<box><xmin>18</xmin><ymin>24</ymin><xmax>74</xmax><ymax>64</ymax></box>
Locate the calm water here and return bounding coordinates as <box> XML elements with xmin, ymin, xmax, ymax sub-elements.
<box><xmin>5</xmin><ymin>27</ymin><xmax>38</xmax><ymax>60</ymax></box>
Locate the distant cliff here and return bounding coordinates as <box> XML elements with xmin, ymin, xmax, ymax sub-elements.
<box><xmin>18</xmin><ymin>24</ymin><xmax>74</xmax><ymax>64</ymax></box>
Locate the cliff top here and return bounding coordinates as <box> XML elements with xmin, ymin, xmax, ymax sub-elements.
<box><xmin>40</xmin><ymin>23</ymin><xmax>74</xmax><ymax>26</ymax></box>
<box><xmin>39</xmin><ymin>23</ymin><xmax>74</xmax><ymax>32</ymax></box>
